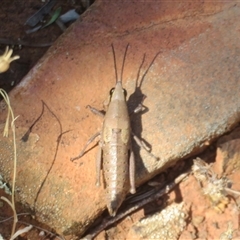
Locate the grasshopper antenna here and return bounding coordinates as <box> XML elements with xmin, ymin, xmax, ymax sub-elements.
<box><xmin>120</xmin><ymin>43</ymin><xmax>129</xmax><ymax>83</ymax></box>
<box><xmin>111</xmin><ymin>43</ymin><xmax>130</xmax><ymax>83</ymax></box>
<box><xmin>111</xmin><ymin>44</ymin><xmax>118</xmax><ymax>83</ymax></box>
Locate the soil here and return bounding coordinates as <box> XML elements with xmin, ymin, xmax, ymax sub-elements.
<box><xmin>1</xmin><ymin>1</ymin><xmax>240</xmax><ymax>240</ymax></box>
<box><xmin>0</xmin><ymin>0</ymin><xmax>92</xmax><ymax>93</ymax></box>
<box><xmin>87</xmin><ymin>146</ymin><xmax>240</xmax><ymax>240</ymax></box>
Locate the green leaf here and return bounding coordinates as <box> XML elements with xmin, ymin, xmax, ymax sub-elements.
<box><xmin>42</xmin><ymin>6</ymin><xmax>62</xmax><ymax>29</ymax></box>
<box><xmin>25</xmin><ymin>0</ymin><xmax>57</xmax><ymax>27</ymax></box>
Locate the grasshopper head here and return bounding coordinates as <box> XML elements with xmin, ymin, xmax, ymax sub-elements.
<box><xmin>109</xmin><ymin>81</ymin><xmax>127</xmax><ymax>102</ymax></box>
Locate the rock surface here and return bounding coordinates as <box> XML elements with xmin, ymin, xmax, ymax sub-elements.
<box><xmin>214</xmin><ymin>127</ymin><xmax>240</xmax><ymax>176</ymax></box>
<box><xmin>0</xmin><ymin>0</ymin><xmax>239</xmax><ymax>236</ymax></box>
<box><xmin>127</xmin><ymin>203</ymin><xmax>188</xmax><ymax>240</ymax></box>
<box><xmin>179</xmin><ymin>173</ymin><xmax>240</xmax><ymax>240</ymax></box>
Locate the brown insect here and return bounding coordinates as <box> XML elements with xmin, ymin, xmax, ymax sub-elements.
<box><xmin>72</xmin><ymin>44</ymin><xmax>158</xmax><ymax>216</ymax></box>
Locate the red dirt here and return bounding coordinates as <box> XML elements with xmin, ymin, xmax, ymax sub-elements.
<box><xmin>1</xmin><ymin>1</ymin><xmax>240</xmax><ymax>240</ymax></box>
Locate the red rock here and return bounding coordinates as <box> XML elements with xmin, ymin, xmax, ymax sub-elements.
<box><xmin>0</xmin><ymin>0</ymin><xmax>239</xmax><ymax>236</ymax></box>
<box><xmin>214</xmin><ymin>127</ymin><xmax>240</xmax><ymax>176</ymax></box>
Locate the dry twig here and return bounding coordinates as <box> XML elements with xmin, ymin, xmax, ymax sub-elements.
<box><xmin>82</xmin><ymin>171</ymin><xmax>190</xmax><ymax>240</ymax></box>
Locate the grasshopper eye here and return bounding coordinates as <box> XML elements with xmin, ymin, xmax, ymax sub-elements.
<box><xmin>123</xmin><ymin>89</ymin><xmax>127</xmax><ymax>98</ymax></box>
<box><xmin>110</xmin><ymin>88</ymin><xmax>115</xmax><ymax>96</ymax></box>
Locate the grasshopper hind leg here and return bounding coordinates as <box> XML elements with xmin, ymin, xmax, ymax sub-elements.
<box><xmin>129</xmin><ymin>149</ymin><xmax>136</xmax><ymax>194</ymax></box>
<box><xmin>96</xmin><ymin>141</ymin><xmax>103</xmax><ymax>187</ymax></box>
<box><xmin>71</xmin><ymin>132</ymin><xmax>101</xmax><ymax>162</ymax></box>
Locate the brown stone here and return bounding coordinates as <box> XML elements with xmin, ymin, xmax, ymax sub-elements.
<box><xmin>0</xmin><ymin>0</ymin><xmax>239</xmax><ymax>236</ymax></box>
<box><xmin>214</xmin><ymin>127</ymin><xmax>240</xmax><ymax>176</ymax></box>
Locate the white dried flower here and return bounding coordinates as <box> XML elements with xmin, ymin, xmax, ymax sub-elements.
<box><xmin>0</xmin><ymin>46</ymin><xmax>20</xmax><ymax>73</ymax></box>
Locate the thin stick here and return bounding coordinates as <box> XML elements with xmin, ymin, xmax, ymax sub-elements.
<box><xmin>0</xmin><ymin>89</ymin><xmax>18</xmax><ymax>237</ymax></box>
<box><xmin>18</xmin><ymin>220</ymin><xmax>65</xmax><ymax>240</ymax></box>
<box><xmin>82</xmin><ymin>171</ymin><xmax>190</xmax><ymax>240</ymax></box>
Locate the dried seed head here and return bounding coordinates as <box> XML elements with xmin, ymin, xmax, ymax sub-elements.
<box><xmin>0</xmin><ymin>46</ymin><xmax>20</xmax><ymax>73</ymax></box>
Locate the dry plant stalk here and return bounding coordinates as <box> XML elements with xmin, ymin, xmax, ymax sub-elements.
<box><xmin>0</xmin><ymin>89</ymin><xmax>18</xmax><ymax>237</ymax></box>
<box><xmin>0</xmin><ymin>89</ymin><xmax>19</xmax><ymax>238</ymax></box>
<box><xmin>192</xmin><ymin>157</ymin><xmax>240</xmax><ymax>213</ymax></box>
<box><xmin>0</xmin><ymin>46</ymin><xmax>20</xmax><ymax>73</ymax></box>
<box><xmin>0</xmin><ymin>90</ymin><xmax>62</xmax><ymax>239</ymax></box>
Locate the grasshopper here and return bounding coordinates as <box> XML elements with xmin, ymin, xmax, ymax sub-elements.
<box><xmin>72</xmin><ymin>44</ymin><xmax>157</xmax><ymax>216</ymax></box>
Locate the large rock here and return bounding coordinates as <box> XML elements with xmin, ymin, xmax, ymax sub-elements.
<box><xmin>0</xmin><ymin>0</ymin><xmax>239</xmax><ymax>236</ymax></box>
